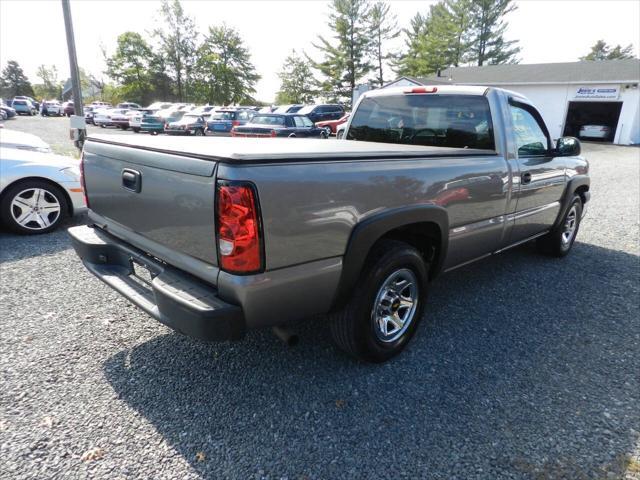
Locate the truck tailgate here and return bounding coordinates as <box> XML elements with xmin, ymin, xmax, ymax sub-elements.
<box><xmin>82</xmin><ymin>138</ymin><xmax>218</xmax><ymax>266</ymax></box>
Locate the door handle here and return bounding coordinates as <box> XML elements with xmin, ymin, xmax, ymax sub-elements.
<box><xmin>122</xmin><ymin>169</ymin><xmax>141</xmax><ymax>193</ymax></box>
<box><xmin>521</xmin><ymin>172</ymin><xmax>532</xmax><ymax>184</ymax></box>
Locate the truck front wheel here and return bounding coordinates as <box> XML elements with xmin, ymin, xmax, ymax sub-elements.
<box><xmin>537</xmin><ymin>194</ymin><xmax>583</xmax><ymax>257</ymax></box>
<box><xmin>329</xmin><ymin>239</ymin><xmax>429</xmax><ymax>362</ymax></box>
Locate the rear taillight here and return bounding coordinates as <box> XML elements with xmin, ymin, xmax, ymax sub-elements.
<box><xmin>232</xmin><ymin>120</ymin><xmax>240</xmax><ymax>126</ymax></box>
<box><xmin>230</xmin><ymin>129</ymin><xmax>236</xmax><ymax>137</ymax></box>
<box><xmin>79</xmin><ymin>153</ymin><xmax>89</xmax><ymax>208</ymax></box>
<box><xmin>270</xmin><ymin>130</ymin><xmax>277</xmax><ymax>137</ymax></box>
<box><xmin>216</xmin><ymin>182</ymin><xmax>262</xmax><ymax>273</ymax></box>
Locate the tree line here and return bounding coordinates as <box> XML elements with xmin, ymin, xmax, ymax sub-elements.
<box><xmin>0</xmin><ymin>0</ymin><xmax>637</xmax><ymax>106</ymax></box>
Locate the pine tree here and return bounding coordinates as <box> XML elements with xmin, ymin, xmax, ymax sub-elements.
<box><xmin>580</xmin><ymin>40</ymin><xmax>635</xmax><ymax>61</ymax></box>
<box><xmin>466</xmin><ymin>0</ymin><xmax>520</xmax><ymax>66</ymax></box>
<box><xmin>311</xmin><ymin>0</ymin><xmax>372</xmax><ymax>104</ymax></box>
<box><xmin>275</xmin><ymin>50</ymin><xmax>317</xmax><ymax>104</ymax></box>
<box><xmin>0</xmin><ymin>60</ymin><xmax>35</xmax><ymax>98</ymax></box>
<box><xmin>368</xmin><ymin>1</ymin><xmax>399</xmax><ymax>87</ymax></box>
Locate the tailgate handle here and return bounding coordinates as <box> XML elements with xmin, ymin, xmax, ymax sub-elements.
<box><xmin>122</xmin><ymin>169</ymin><xmax>141</xmax><ymax>193</ymax></box>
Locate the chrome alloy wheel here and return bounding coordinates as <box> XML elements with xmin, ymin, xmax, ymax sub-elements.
<box><xmin>10</xmin><ymin>188</ymin><xmax>61</xmax><ymax>230</ymax></box>
<box><xmin>371</xmin><ymin>268</ymin><xmax>419</xmax><ymax>343</ymax></box>
<box><xmin>561</xmin><ymin>205</ymin><xmax>578</xmax><ymax>246</ymax></box>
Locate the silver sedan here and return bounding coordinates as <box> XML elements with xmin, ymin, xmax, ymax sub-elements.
<box><xmin>0</xmin><ymin>130</ymin><xmax>86</xmax><ymax>234</ymax></box>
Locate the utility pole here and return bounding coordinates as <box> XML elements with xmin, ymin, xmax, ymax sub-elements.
<box><xmin>61</xmin><ymin>0</ymin><xmax>86</xmax><ymax>150</ymax></box>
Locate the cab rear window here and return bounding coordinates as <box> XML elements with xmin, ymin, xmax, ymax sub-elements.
<box><xmin>347</xmin><ymin>94</ymin><xmax>495</xmax><ymax>150</ymax></box>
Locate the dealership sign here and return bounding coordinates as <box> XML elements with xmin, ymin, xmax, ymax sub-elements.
<box><xmin>574</xmin><ymin>85</ymin><xmax>620</xmax><ymax>100</ymax></box>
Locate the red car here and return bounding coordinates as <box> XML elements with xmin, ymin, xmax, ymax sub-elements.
<box><xmin>315</xmin><ymin>113</ymin><xmax>349</xmax><ymax>135</ymax></box>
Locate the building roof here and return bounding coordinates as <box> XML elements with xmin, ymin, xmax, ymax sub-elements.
<box><xmin>417</xmin><ymin>59</ymin><xmax>640</xmax><ymax>85</ymax></box>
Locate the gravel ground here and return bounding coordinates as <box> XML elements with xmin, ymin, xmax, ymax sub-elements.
<box><xmin>1</xmin><ymin>142</ymin><xmax>639</xmax><ymax>480</ymax></box>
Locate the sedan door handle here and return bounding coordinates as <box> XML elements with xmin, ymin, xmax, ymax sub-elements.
<box><xmin>521</xmin><ymin>172</ymin><xmax>532</xmax><ymax>184</ymax></box>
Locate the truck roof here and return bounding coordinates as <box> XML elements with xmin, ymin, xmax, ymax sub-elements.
<box><xmin>85</xmin><ymin>134</ymin><xmax>494</xmax><ymax>163</ymax></box>
<box><xmin>363</xmin><ymin>85</ymin><xmax>489</xmax><ymax>98</ymax></box>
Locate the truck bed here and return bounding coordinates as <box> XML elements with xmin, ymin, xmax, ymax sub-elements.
<box><xmin>85</xmin><ymin>134</ymin><xmax>495</xmax><ymax>163</ymax></box>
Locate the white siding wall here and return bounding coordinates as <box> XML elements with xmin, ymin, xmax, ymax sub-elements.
<box><xmin>489</xmin><ymin>83</ymin><xmax>639</xmax><ymax>145</ymax></box>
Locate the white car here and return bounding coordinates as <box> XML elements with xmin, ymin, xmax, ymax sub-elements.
<box><xmin>93</xmin><ymin>108</ymin><xmax>116</xmax><ymax>127</ymax></box>
<box><xmin>42</xmin><ymin>101</ymin><xmax>62</xmax><ymax>116</ymax></box>
<box><xmin>579</xmin><ymin>124</ymin><xmax>611</xmax><ymax>139</ymax></box>
<box><xmin>0</xmin><ymin>130</ymin><xmax>86</xmax><ymax>234</ymax></box>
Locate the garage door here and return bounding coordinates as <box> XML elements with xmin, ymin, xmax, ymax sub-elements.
<box><xmin>563</xmin><ymin>101</ymin><xmax>622</xmax><ymax>142</ymax></box>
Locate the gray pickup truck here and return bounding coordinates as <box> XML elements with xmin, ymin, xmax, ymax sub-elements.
<box><xmin>69</xmin><ymin>85</ymin><xmax>590</xmax><ymax>362</ymax></box>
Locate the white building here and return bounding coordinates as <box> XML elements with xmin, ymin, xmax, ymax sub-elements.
<box><xmin>384</xmin><ymin>59</ymin><xmax>640</xmax><ymax>145</ymax></box>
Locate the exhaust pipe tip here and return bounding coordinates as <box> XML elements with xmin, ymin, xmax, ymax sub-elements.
<box><xmin>272</xmin><ymin>326</ymin><xmax>299</xmax><ymax>347</ymax></box>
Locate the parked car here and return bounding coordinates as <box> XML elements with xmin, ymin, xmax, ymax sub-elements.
<box><xmin>93</xmin><ymin>108</ymin><xmax>116</xmax><ymax>128</ymax></box>
<box><xmin>0</xmin><ymin>132</ymin><xmax>86</xmax><ymax>234</ymax></box>
<box><xmin>231</xmin><ymin>113</ymin><xmax>328</xmax><ymax>138</ymax></box>
<box><xmin>165</xmin><ymin>112</ymin><xmax>207</xmax><ymax>136</ymax></box>
<box><xmin>13</xmin><ymin>96</ymin><xmax>39</xmax><ymax>111</ymax></box>
<box><xmin>12</xmin><ymin>99</ymin><xmax>37</xmax><ymax>116</ymax></box>
<box><xmin>297</xmin><ymin>104</ymin><xmax>345</xmax><ymax>123</ymax></box>
<box><xmin>190</xmin><ymin>105</ymin><xmax>216</xmax><ymax>116</ymax></box>
<box><xmin>83</xmin><ymin>105</ymin><xmax>97</xmax><ymax>124</ymax></box>
<box><xmin>316</xmin><ymin>113</ymin><xmax>350</xmax><ymax>135</ymax></box>
<box><xmin>110</xmin><ymin>109</ymin><xmax>133</xmax><ymax>129</ymax></box>
<box><xmin>70</xmin><ymin>85</ymin><xmax>590</xmax><ymax>362</ymax></box>
<box><xmin>0</xmin><ymin>104</ymin><xmax>16</xmax><ymax>120</ymax></box>
<box><xmin>63</xmin><ymin>101</ymin><xmax>75</xmax><ymax>116</ymax></box>
<box><xmin>41</xmin><ymin>101</ymin><xmax>62</xmax><ymax>116</ymax></box>
<box><xmin>129</xmin><ymin>109</ymin><xmax>155</xmax><ymax>132</ymax></box>
<box><xmin>117</xmin><ymin>102</ymin><xmax>141</xmax><ymax>110</ymax></box>
<box><xmin>579</xmin><ymin>124</ymin><xmax>611</xmax><ymax>139</ymax></box>
<box><xmin>273</xmin><ymin>104</ymin><xmax>303</xmax><ymax>114</ymax></box>
<box><xmin>0</xmin><ymin>128</ymin><xmax>51</xmax><ymax>153</ymax></box>
<box><xmin>91</xmin><ymin>101</ymin><xmax>112</xmax><ymax>108</ymax></box>
<box><xmin>141</xmin><ymin>109</ymin><xmax>184</xmax><ymax>135</ymax></box>
<box><xmin>145</xmin><ymin>102</ymin><xmax>173</xmax><ymax>110</ymax></box>
<box><xmin>206</xmin><ymin>109</ymin><xmax>253</xmax><ymax>134</ymax></box>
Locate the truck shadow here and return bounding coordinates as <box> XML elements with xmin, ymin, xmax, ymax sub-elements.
<box><xmin>103</xmin><ymin>242</ymin><xmax>639</xmax><ymax>479</ymax></box>
<box><xmin>0</xmin><ymin>213</ymin><xmax>87</xmax><ymax>263</ymax></box>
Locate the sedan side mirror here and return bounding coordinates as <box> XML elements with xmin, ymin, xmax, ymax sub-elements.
<box><xmin>556</xmin><ymin>136</ymin><xmax>581</xmax><ymax>156</ymax></box>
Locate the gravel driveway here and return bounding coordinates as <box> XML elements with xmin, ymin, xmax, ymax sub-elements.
<box><xmin>1</xmin><ymin>143</ymin><xmax>639</xmax><ymax>480</ymax></box>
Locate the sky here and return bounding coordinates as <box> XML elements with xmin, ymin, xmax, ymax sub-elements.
<box><xmin>1</xmin><ymin>0</ymin><xmax>639</xmax><ymax>102</ymax></box>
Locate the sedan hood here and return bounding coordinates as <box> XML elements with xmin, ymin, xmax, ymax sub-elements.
<box><xmin>0</xmin><ymin>129</ymin><xmax>51</xmax><ymax>153</ymax></box>
<box><xmin>0</xmin><ymin>146</ymin><xmax>78</xmax><ymax>170</ymax></box>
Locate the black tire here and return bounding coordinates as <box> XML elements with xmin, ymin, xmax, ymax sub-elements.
<box><xmin>329</xmin><ymin>239</ymin><xmax>429</xmax><ymax>362</ymax></box>
<box><xmin>100</xmin><ymin>124</ymin><xmax>106</xmax><ymax>128</ymax></box>
<box><xmin>194</xmin><ymin>128</ymin><xmax>204</xmax><ymax>136</ymax></box>
<box><xmin>536</xmin><ymin>194</ymin><xmax>583</xmax><ymax>257</ymax></box>
<box><xmin>132</xmin><ymin>127</ymin><xmax>140</xmax><ymax>133</ymax></box>
<box><xmin>151</xmin><ymin>130</ymin><xmax>158</xmax><ymax>136</ymax></box>
<box><xmin>121</xmin><ymin>125</ymin><xmax>128</xmax><ymax>130</ymax></box>
<box><xmin>320</xmin><ymin>130</ymin><xmax>328</xmax><ymax>139</ymax></box>
<box><xmin>0</xmin><ymin>180</ymin><xmax>69</xmax><ymax>235</ymax></box>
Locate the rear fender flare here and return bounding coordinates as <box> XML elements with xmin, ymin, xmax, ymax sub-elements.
<box><xmin>331</xmin><ymin>205</ymin><xmax>449</xmax><ymax>310</ymax></box>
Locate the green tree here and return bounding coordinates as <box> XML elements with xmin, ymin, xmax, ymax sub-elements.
<box><xmin>466</xmin><ymin>0</ymin><xmax>520</xmax><ymax>66</ymax></box>
<box><xmin>106</xmin><ymin>32</ymin><xmax>154</xmax><ymax>104</ymax></box>
<box><xmin>393</xmin><ymin>5</ymin><xmax>457</xmax><ymax>77</ymax></box>
<box><xmin>368</xmin><ymin>1</ymin><xmax>399</xmax><ymax>87</ymax></box>
<box><xmin>34</xmin><ymin>64</ymin><xmax>62</xmax><ymax>99</ymax></box>
<box><xmin>154</xmin><ymin>0</ymin><xmax>198</xmax><ymax>101</ymax></box>
<box><xmin>0</xmin><ymin>60</ymin><xmax>34</xmax><ymax>98</ymax></box>
<box><xmin>193</xmin><ymin>24</ymin><xmax>260</xmax><ymax>105</ymax></box>
<box><xmin>580</xmin><ymin>40</ymin><xmax>635</xmax><ymax>61</ymax></box>
<box><xmin>311</xmin><ymin>0</ymin><xmax>372</xmax><ymax>104</ymax></box>
<box><xmin>445</xmin><ymin>0</ymin><xmax>472</xmax><ymax>67</ymax></box>
<box><xmin>275</xmin><ymin>50</ymin><xmax>316</xmax><ymax>104</ymax></box>
<box><xmin>392</xmin><ymin>12</ymin><xmax>430</xmax><ymax>77</ymax></box>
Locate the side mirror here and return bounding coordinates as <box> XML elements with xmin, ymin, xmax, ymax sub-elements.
<box><xmin>556</xmin><ymin>136</ymin><xmax>581</xmax><ymax>156</ymax></box>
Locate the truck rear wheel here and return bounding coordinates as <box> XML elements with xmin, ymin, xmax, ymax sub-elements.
<box><xmin>329</xmin><ymin>239</ymin><xmax>428</xmax><ymax>362</ymax></box>
<box><xmin>537</xmin><ymin>194</ymin><xmax>583</xmax><ymax>257</ymax></box>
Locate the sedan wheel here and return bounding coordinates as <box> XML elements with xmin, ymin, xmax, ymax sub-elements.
<box><xmin>1</xmin><ymin>181</ymin><xmax>69</xmax><ymax>234</ymax></box>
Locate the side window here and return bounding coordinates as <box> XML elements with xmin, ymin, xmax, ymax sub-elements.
<box><xmin>301</xmin><ymin>116</ymin><xmax>314</xmax><ymax>127</ymax></box>
<box><xmin>509</xmin><ymin>103</ymin><xmax>549</xmax><ymax>156</ymax></box>
<box><xmin>294</xmin><ymin>116</ymin><xmax>306</xmax><ymax>127</ymax></box>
